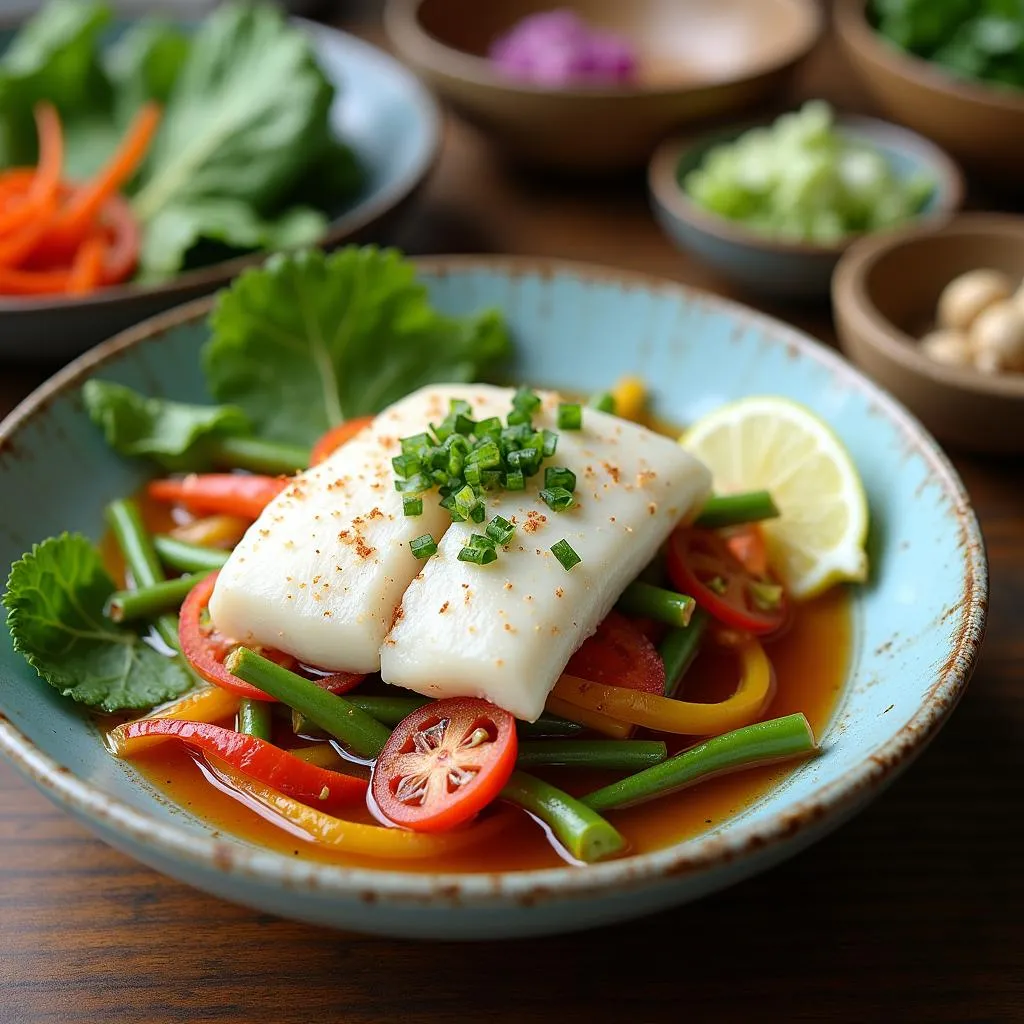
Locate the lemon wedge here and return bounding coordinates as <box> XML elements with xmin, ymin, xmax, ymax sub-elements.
<box><xmin>681</xmin><ymin>396</ymin><xmax>869</xmax><ymax>599</ymax></box>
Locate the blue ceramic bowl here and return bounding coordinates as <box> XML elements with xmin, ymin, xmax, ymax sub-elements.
<box><xmin>0</xmin><ymin>18</ymin><xmax>440</xmax><ymax>362</ymax></box>
<box><xmin>649</xmin><ymin>116</ymin><xmax>964</xmax><ymax>301</ymax></box>
<box><xmin>0</xmin><ymin>257</ymin><xmax>986</xmax><ymax>939</ymax></box>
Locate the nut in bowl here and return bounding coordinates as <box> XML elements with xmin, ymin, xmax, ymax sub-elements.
<box><xmin>384</xmin><ymin>0</ymin><xmax>823</xmax><ymax>172</ymax></box>
<box><xmin>833</xmin><ymin>214</ymin><xmax>1024</xmax><ymax>454</ymax></box>
<box><xmin>649</xmin><ymin>102</ymin><xmax>965</xmax><ymax>300</ymax></box>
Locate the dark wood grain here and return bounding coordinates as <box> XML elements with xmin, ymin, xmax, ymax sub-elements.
<box><xmin>1</xmin><ymin>13</ymin><xmax>1022</xmax><ymax>1024</ymax></box>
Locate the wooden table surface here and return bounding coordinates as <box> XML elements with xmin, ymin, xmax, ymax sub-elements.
<box><xmin>2</xmin><ymin>12</ymin><xmax>1022</xmax><ymax>1024</ymax></box>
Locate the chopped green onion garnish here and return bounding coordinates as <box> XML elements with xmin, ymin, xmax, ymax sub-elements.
<box><xmin>458</xmin><ymin>543</ymin><xmax>498</xmax><ymax>565</ymax></box>
<box><xmin>402</xmin><ymin>496</ymin><xmax>423</xmax><ymax>517</ymax></box>
<box><xmin>558</xmin><ymin>403</ymin><xmax>582</xmax><ymax>430</ymax></box>
<box><xmin>468</xmin><ymin>532</ymin><xmax>497</xmax><ymax>551</ymax></box>
<box><xmin>410</xmin><ymin>534</ymin><xmax>437</xmax><ymax>558</ymax></box>
<box><xmin>466</xmin><ymin>440</ymin><xmax>501</xmax><ymax>468</ymax></box>
<box><xmin>476</xmin><ymin>416</ymin><xmax>502</xmax><ymax>437</ymax></box>
<box><xmin>486</xmin><ymin>515</ymin><xmax>516</xmax><ymax>545</ymax></box>
<box><xmin>512</xmin><ymin>386</ymin><xmax>542</xmax><ymax>413</ymax></box>
<box><xmin>542</xmin><ymin>430</ymin><xmax>558</xmax><ymax>457</ymax></box>
<box><xmin>450</xmin><ymin>398</ymin><xmax>472</xmax><ymax>416</ymax></box>
<box><xmin>540</xmin><ymin>486</ymin><xmax>575</xmax><ymax>512</ymax></box>
<box><xmin>544</xmin><ymin>466</ymin><xmax>577</xmax><ymax>492</ymax></box>
<box><xmin>392</xmin><ymin>453</ymin><xmax>421</xmax><ymax>478</ymax></box>
<box><xmin>395</xmin><ymin>473</ymin><xmax>431</xmax><ymax>494</ymax></box>
<box><xmin>588</xmin><ymin>391</ymin><xmax>616</xmax><ymax>414</ymax></box>
<box><xmin>551</xmin><ymin>539</ymin><xmax>581</xmax><ymax>571</ymax></box>
<box><xmin>505</xmin><ymin>469</ymin><xmax>525</xmax><ymax>491</ymax></box>
<box><xmin>749</xmin><ymin>581</ymin><xmax>784</xmax><ymax>611</ymax></box>
<box><xmin>401</xmin><ymin>432</ymin><xmax>432</xmax><ymax>454</ymax></box>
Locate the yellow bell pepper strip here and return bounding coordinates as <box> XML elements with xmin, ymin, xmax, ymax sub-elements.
<box><xmin>204</xmin><ymin>756</ymin><xmax>510</xmax><ymax>859</ymax></box>
<box><xmin>544</xmin><ymin>695</ymin><xmax>633</xmax><ymax>740</ymax></box>
<box><xmin>106</xmin><ymin>685</ymin><xmax>240</xmax><ymax>757</ymax></box>
<box><xmin>551</xmin><ymin>636</ymin><xmax>773</xmax><ymax>736</ymax></box>
<box><xmin>168</xmin><ymin>514</ymin><xmax>251</xmax><ymax>549</ymax></box>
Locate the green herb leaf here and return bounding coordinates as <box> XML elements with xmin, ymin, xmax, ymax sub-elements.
<box><xmin>203</xmin><ymin>246</ymin><xmax>512</xmax><ymax>446</ymax></box>
<box><xmin>83</xmin><ymin>380</ymin><xmax>251</xmax><ymax>471</ymax></box>
<box><xmin>3</xmin><ymin>534</ymin><xmax>192</xmax><ymax>712</ymax></box>
<box><xmin>105</xmin><ymin>19</ymin><xmax>191</xmax><ymax>114</ymax></box>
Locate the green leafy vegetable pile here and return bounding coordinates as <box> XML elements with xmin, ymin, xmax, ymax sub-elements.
<box><xmin>871</xmin><ymin>0</ymin><xmax>1024</xmax><ymax>92</ymax></box>
<box><xmin>4</xmin><ymin>246</ymin><xmax>511</xmax><ymax>711</ymax></box>
<box><xmin>0</xmin><ymin>0</ymin><xmax>363</xmax><ymax>279</ymax></box>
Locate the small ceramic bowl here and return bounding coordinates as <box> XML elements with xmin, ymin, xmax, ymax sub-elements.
<box><xmin>383</xmin><ymin>0</ymin><xmax>822</xmax><ymax>172</ymax></box>
<box><xmin>0</xmin><ymin>18</ymin><xmax>440</xmax><ymax>364</ymax></box>
<box><xmin>0</xmin><ymin>256</ymin><xmax>986</xmax><ymax>939</ymax></box>
<box><xmin>837</xmin><ymin>0</ymin><xmax>1024</xmax><ymax>190</ymax></box>
<box><xmin>649</xmin><ymin>115</ymin><xmax>964</xmax><ymax>301</ymax></box>
<box><xmin>833</xmin><ymin>214</ymin><xmax>1024</xmax><ymax>454</ymax></box>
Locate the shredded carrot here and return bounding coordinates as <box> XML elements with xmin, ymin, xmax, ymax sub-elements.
<box><xmin>66</xmin><ymin>233</ymin><xmax>106</xmax><ymax>294</ymax></box>
<box><xmin>29</xmin><ymin>103</ymin><xmax>63</xmax><ymax>205</ymax></box>
<box><xmin>0</xmin><ymin>265</ymin><xmax>71</xmax><ymax>295</ymax></box>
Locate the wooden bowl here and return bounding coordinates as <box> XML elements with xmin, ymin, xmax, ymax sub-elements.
<box><xmin>649</xmin><ymin>115</ymin><xmax>964</xmax><ymax>301</ymax></box>
<box><xmin>833</xmin><ymin>214</ymin><xmax>1024</xmax><ymax>453</ymax></box>
<box><xmin>384</xmin><ymin>0</ymin><xmax>822</xmax><ymax>172</ymax></box>
<box><xmin>836</xmin><ymin>0</ymin><xmax>1024</xmax><ymax>189</ymax></box>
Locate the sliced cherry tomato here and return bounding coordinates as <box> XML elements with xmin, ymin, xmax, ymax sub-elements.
<box><xmin>119</xmin><ymin>719</ymin><xmax>367</xmax><ymax>812</ymax></box>
<box><xmin>310</xmin><ymin>416</ymin><xmax>374</xmax><ymax>466</ymax></box>
<box><xmin>372</xmin><ymin>697</ymin><xmax>517</xmax><ymax>833</ymax></box>
<box><xmin>565</xmin><ymin>610</ymin><xmax>665</xmax><ymax>694</ymax></box>
<box><xmin>179</xmin><ymin>572</ymin><xmax>363</xmax><ymax>701</ymax></box>
<box><xmin>667</xmin><ymin>527</ymin><xmax>787</xmax><ymax>636</ymax></box>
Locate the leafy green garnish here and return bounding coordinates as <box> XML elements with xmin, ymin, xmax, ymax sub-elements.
<box><xmin>82</xmin><ymin>379</ymin><xmax>250</xmax><ymax>470</ymax></box>
<box><xmin>203</xmin><ymin>247</ymin><xmax>512</xmax><ymax>447</ymax></box>
<box><xmin>3</xmin><ymin>534</ymin><xmax>192</xmax><ymax>712</ymax></box>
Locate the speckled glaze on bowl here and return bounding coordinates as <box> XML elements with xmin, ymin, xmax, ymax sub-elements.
<box><xmin>649</xmin><ymin>116</ymin><xmax>964</xmax><ymax>300</ymax></box>
<box><xmin>0</xmin><ymin>18</ymin><xmax>440</xmax><ymax>363</ymax></box>
<box><xmin>0</xmin><ymin>258</ymin><xmax>986</xmax><ymax>940</ymax></box>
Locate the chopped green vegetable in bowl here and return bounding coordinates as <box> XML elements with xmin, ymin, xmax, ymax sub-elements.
<box><xmin>681</xmin><ymin>101</ymin><xmax>935</xmax><ymax>246</ymax></box>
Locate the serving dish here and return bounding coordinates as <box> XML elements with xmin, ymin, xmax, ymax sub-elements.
<box><xmin>649</xmin><ymin>115</ymin><xmax>964</xmax><ymax>301</ymax></box>
<box><xmin>836</xmin><ymin>0</ymin><xmax>1024</xmax><ymax>189</ymax></box>
<box><xmin>384</xmin><ymin>0</ymin><xmax>822</xmax><ymax>172</ymax></box>
<box><xmin>834</xmin><ymin>214</ymin><xmax>1024</xmax><ymax>454</ymax></box>
<box><xmin>0</xmin><ymin>256</ymin><xmax>985</xmax><ymax>939</ymax></box>
<box><xmin>0</xmin><ymin>17</ymin><xmax>440</xmax><ymax>363</ymax></box>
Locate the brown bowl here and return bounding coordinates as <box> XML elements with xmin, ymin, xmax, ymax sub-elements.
<box><xmin>833</xmin><ymin>214</ymin><xmax>1024</xmax><ymax>454</ymax></box>
<box><xmin>384</xmin><ymin>0</ymin><xmax>822</xmax><ymax>172</ymax></box>
<box><xmin>836</xmin><ymin>0</ymin><xmax>1024</xmax><ymax>188</ymax></box>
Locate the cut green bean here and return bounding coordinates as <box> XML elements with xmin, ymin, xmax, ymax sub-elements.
<box><xmin>153</xmin><ymin>536</ymin><xmax>231</xmax><ymax>573</ymax></box>
<box><xmin>581</xmin><ymin>713</ymin><xmax>818</xmax><ymax>812</ymax></box>
<box><xmin>238</xmin><ymin>698</ymin><xmax>273</xmax><ymax>741</ymax></box>
<box><xmin>659</xmin><ymin>609</ymin><xmax>708</xmax><ymax>698</ymax></box>
<box><xmin>696</xmin><ymin>490</ymin><xmax>779</xmax><ymax>530</ymax></box>
<box><xmin>105</xmin><ymin>498</ymin><xmax>178</xmax><ymax>651</ymax></box>
<box><xmin>617</xmin><ymin>581</ymin><xmax>695</xmax><ymax>628</ymax></box>
<box><xmin>105</xmin><ymin>572</ymin><xmax>208</xmax><ymax>623</ymax></box>
<box><xmin>206</xmin><ymin>436</ymin><xmax>309</xmax><ymax>475</ymax></box>
<box><xmin>516</xmin><ymin>740</ymin><xmax>667</xmax><ymax>771</ymax></box>
<box><xmin>224</xmin><ymin>647</ymin><xmax>391</xmax><ymax>760</ymax></box>
<box><xmin>501</xmin><ymin>771</ymin><xmax>626</xmax><ymax>863</ymax></box>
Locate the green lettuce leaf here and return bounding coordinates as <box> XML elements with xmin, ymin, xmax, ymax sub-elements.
<box><xmin>83</xmin><ymin>379</ymin><xmax>251</xmax><ymax>470</ymax></box>
<box><xmin>202</xmin><ymin>247</ymin><xmax>512</xmax><ymax>446</ymax></box>
<box><xmin>105</xmin><ymin>19</ymin><xmax>191</xmax><ymax>116</ymax></box>
<box><xmin>4</xmin><ymin>534</ymin><xmax>192</xmax><ymax>712</ymax></box>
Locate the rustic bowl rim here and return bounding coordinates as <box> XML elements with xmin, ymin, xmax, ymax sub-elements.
<box><xmin>0</xmin><ymin>16</ymin><xmax>442</xmax><ymax>317</ymax></box>
<box><xmin>383</xmin><ymin>0</ymin><xmax>823</xmax><ymax>101</ymax></box>
<box><xmin>648</xmin><ymin>113</ymin><xmax>965</xmax><ymax>258</ymax></box>
<box><xmin>832</xmin><ymin>212</ymin><xmax>1024</xmax><ymax>400</ymax></box>
<box><xmin>835</xmin><ymin>0</ymin><xmax>1024</xmax><ymax>114</ymax></box>
<box><xmin>0</xmin><ymin>255</ymin><xmax>987</xmax><ymax>908</ymax></box>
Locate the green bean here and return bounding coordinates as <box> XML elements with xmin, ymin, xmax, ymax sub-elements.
<box><xmin>582</xmin><ymin>714</ymin><xmax>818</xmax><ymax>812</ymax></box>
<box><xmin>516</xmin><ymin>740</ymin><xmax>667</xmax><ymax>771</ymax></box>
<box><xmin>659</xmin><ymin>609</ymin><xmax>708</xmax><ymax>698</ymax></box>
<box><xmin>153</xmin><ymin>536</ymin><xmax>230</xmax><ymax>573</ymax></box>
<box><xmin>206</xmin><ymin>436</ymin><xmax>309</xmax><ymax>475</ymax></box>
<box><xmin>105</xmin><ymin>572</ymin><xmax>207</xmax><ymax>623</ymax></box>
<box><xmin>225</xmin><ymin>647</ymin><xmax>391</xmax><ymax>759</ymax></box>
<box><xmin>238</xmin><ymin>698</ymin><xmax>273</xmax><ymax>741</ymax></box>
<box><xmin>105</xmin><ymin>498</ymin><xmax>178</xmax><ymax>651</ymax></box>
<box><xmin>501</xmin><ymin>771</ymin><xmax>626</xmax><ymax>863</ymax></box>
<box><xmin>695</xmin><ymin>490</ymin><xmax>779</xmax><ymax>530</ymax></box>
<box><xmin>617</xmin><ymin>581</ymin><xmax>695</xmax><ymax>627</ymax></box>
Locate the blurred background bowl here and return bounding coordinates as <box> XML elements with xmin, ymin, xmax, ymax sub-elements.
<box><xmin>0</xmin><ymin>16</ymin><xmax>440</xmax><ymax>364</ymax></box>
<box><xmin>648</xmin><ymin>115</ymin><xmax>964</xmax><ymax>301</ymax></box>
<box><xmin>833</xmin><ymin>214</ymin><xmax>1024</xmax><ymax>453</ymax></box>
<box><xmin>836</xmin><ymin>0</ymin><xmax>1024</xmax><ymax>190</ymax></box>
<box><xmin>384</xmin><ymin>0</ymin><xmax>822</xmax><ymax>173</ymax></box>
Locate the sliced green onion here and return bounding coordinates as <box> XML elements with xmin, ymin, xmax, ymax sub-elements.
<box><xmin>475</xmin><ymin>416</ymin><xmax>502</xmax><ymax>437</ymax></box>
<box><xmin>557</xmin><ymin>403</ymin><xmax>582</xmax><ymax>430</ymax></box>
<box><xmin>551</xmin><ymin>539</ymin><xmax>581</xmax><ymax>571</ymax></box>
<box><xmin>400</xmin><ymin>432</ymin><xmax>432</xmax><ymax>454</ymax></box>
<box><xmin>402</xmin><ymin>496</ymin><xmax>423</xmax><ymax>517</ymax></box>
<box><xmin>540</xmin><ymin>486</ymin><xmax>575</xmax><ymax>512</ymax></box>
<box><xmin>588</xmin><ymin>391</ymin><xmax>616</xmax><ymax>414</ymax></box>
<box><xmin>457</xmin><ymin>543</ymin><xmax>497</xmax><ymax>565</ymax></box>
<box><xmin>505</xmin><ymin>469</ymin><xmax>525</xmax><ymax>491</ymax></box>
<box><xmin>394</xmin><ymin>473</ymin><xmax>431</xmax><ymax>494</ymax></box>
<box><xmin>512</xmin><ymin>386</ymin><xmax>542</xmax><ymax>413</ymax></box>
<box><xmin>466</xmin><ymin>440</ymin><xmax>500</xmax><ymax>468</ymax></box>
<box><xmin>541</xmin><ymin>429</ymin><xmax>558</xmax><ymax>457</ymax></box>
<box><xmin>391</xmin><ymin>453</ymin><xmax>421</xmax><ymax>478</ymax></box>
<box><xmin>544</xmin><ymin>466</ymin><xmax>576</xmax><ymax>491</ymax></box>
<box><xmin>410</xmin><ymin>533</ymin><xmax>437</xmax><ymax>559</ymax></box>
<box><xmin>486</xmin><ymin>515</ymin><xmax>516</xmax><ymax>546</ymax></box>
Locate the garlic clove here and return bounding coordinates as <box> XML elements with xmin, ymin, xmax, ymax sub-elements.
<box><xmin>969</xmin><ymin>300</ymin><xmax>1024</xmax><ymax>373</ymax></box>
<box><xmin>937</xmin><ymin>269</ymin><xmax>1013</xmax><ymax>332</ymax></box>
<box><xmin>919</xmin><ymin>329</ymin><xmax>973</xmax><ymax>368</ymax></box>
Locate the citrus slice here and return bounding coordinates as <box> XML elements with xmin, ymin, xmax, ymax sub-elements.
<box><xmin>681</xmin><ymin>396</ymin><xmax>869</xmax><ymax>599</ymax></box>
